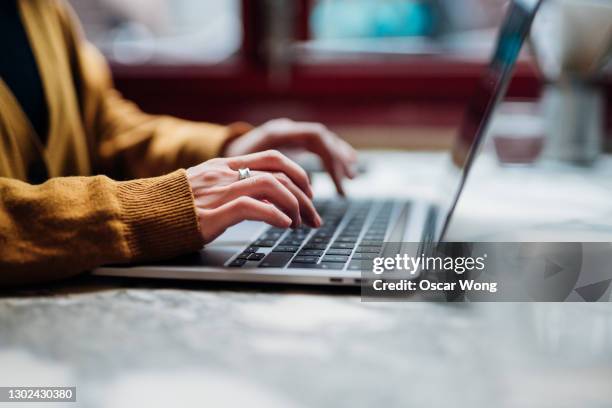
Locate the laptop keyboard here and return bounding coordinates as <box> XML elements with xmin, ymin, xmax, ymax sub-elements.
<box><xmin>228</xmin><ymin>199</ymin><xmax>398</xmax><ymax>271</ymax></box>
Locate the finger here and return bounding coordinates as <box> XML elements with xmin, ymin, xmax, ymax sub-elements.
<box><xmin>230</xmin><ymin>173</ymin><xmax>302</xmax><ymax>228</ymax></box>
<box><xmin>296</xmin><ymin>123</ymin><xmax>357</xmax><ymax>166</ymax></box>
<box><xmin>228</xmin><ymin>150</ymin><xmax>313</xmax><ymax>198</ymax></box>
<box><xmin>338</xmin><ymin>137</ymin><xmax>358</xmax><ymax>162</ymax></box>
<box><xmin>300</xmin><ymin>126</ymin><xmax>355</xmax><ymax>182</ymax></box>
<box><xmin>278</xmin><ymin>129</ymin><xmax>348</xmax><ymax>195</ymax></box>
<box><xmin>263</xmin><ymin>123</ymin><xmax>353</xmax><ymax>192</ymax></box>
<box><xmin>328</xmin><ymin>136</ymin><xmax>356</xmax><ymax>181</ymax></box>
<box><xmin>262</xmin><ymin>171</ymin><xmax>322</xmax><ymax>227</ymax></box>
<box><xmin>337</xmin><ymin>138</ymin><xmax>358</xmax><ymax>178</ymax></box>
<box><xmin>328</xmin><ymin>157</ymin><xmax>346</xmax><ymax>196</ymax></box>
<box><xmin>201</xmin><ymin>197</ymin><xmax>292</xmax><ymax>242</ymax></box>
<box><xmin>314</xmin><ymin>127</ymin><xmax>357</xmax><ymax>180</ymax></box>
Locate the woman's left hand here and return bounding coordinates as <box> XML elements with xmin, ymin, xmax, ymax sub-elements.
<box><xmin>223</xmin><ymin>118</ymin><xmax>358</xmax><ymax>195</ymax></box>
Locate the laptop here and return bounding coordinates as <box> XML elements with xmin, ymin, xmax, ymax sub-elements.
<box><xmin>95</xmin><ymin>0</ymin><xmax>542</xmax><ymax>286</ymax></box>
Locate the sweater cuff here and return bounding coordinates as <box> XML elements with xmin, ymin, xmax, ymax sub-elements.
<box><xmin>115</xmin><ymin>169</ymin><xmax>203</xmax><ymax>261</ymax></box>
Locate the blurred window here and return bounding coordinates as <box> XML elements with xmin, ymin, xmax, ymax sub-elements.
<box><xmin>68</xmin><ymin>0</ymin><xmax>242</xmax><ymax>64</ymax></box>
<box><xmin>312</xmin><ymin>0</ymin><xmax>436</xmax><ymax>39</ymax></box>
<box><xmin>311</xmin><ymin>0</ymin><xmax>507</xmax><ymax>39</ymax></box>
<box><xmin>306</xmin><ymin>0</ymin><xmax>509</xmax><ymax>58</ymax></box>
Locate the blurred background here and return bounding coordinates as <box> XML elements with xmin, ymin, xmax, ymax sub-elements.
<box><xmin>67</xmin><ymin>0</ymin><xmax>611</xmax><ymax>155</ymax></box>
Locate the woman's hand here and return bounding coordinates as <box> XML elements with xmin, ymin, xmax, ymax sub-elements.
<box><xmin>223</xmin><ymin>118</ymin><xmax>358</xmax><ymax>195</ymax></box>
<box><xmin>186</xmin><ymin>150</ymin><xmax>323</xmax><ymax>244</ymax></box>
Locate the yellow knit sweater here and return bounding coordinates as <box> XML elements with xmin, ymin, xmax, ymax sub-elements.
<box><xmin>0</xmin><ymin>0</ymin><xmax>250</xmax><ymax>286</ymax></box>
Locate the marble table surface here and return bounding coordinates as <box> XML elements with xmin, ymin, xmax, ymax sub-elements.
<box><xmin>1</xmin><ymin>151</ymin><xmax>612</xmax><ymax>408</ymax></box>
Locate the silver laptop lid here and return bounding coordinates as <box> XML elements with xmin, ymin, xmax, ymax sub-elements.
<box><xmin>434</xmin><ymin>0</ymin><xmax>544</xmax><ymax>242</ymax></box>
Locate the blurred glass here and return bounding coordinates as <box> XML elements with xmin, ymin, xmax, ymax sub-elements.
<box><xmin>530</xmin><ymin>0</ymin><xmax>612</xmax><ymax>164</ymax></box>
<box><xmin>68</xmin><ymin>0</ymin><xmax>242</xmax><ymax>64</ymax></box>
<box><xmin>490</xmin><ymin>102</ymin><xmax>545</xmax><ymax>166</ymax></box>
<box><xmin>531</xmin><ymin>0</ymin><xmax>612</xmax><ymax>80</ymax></box>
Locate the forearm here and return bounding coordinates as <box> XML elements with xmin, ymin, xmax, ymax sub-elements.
<box><xmin>0</xmin><ymin>170</ymin><xmax>202</xmax><ymax>287</ymax></box>
<box><xmin>96</xmin><ymin>91</ymin><xmax>252</xmax><ymax>179</ymax></box>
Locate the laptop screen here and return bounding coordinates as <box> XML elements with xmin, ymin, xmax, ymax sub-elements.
<box><xmin>435</xmin><ymin>0</ymin><xmax>543</xmax><ymax>242</ymax></box>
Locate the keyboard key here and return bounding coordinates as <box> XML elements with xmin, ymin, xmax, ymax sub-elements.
<box><xmin>287</xmin><ymin>234</ymin><xmax>308</xmax><ymax>241</ymax></box>
<box><xmin>229</xmin><ymin>259</ymin><xmax>246</xmax><ymax>267</ymax></box>
<box><xmin>303</xmin><ymin>243</ymin><xmax>328</xmax><ymax>250</ymax></box>
<box><xmin>363</xmin><ymin>235</ymin><xmax>385</xmax><ymax>240</ymax></box>
<box><xmin>259</xmin><ymin>252</ymin><xmax>293</xmax><ymax>268</ymax></box>
<box><xmin>326</xmin><ymin>248</ymin><xmax>352</xmax><ymax>256</ymax></box>
<box><xmin>361</xmin><ymin>240</ymin><xmax>384</xmax><ymax>246</ymax></box>
<box><xmin>244</xmin><ymin>246</ymin><xmax>259</xmax><ymax>253</ymax></box>
<box><xmin>309</xmin><ymin>237</ymin><xmax>330</xmax><ymax>244</ymax></box>
<box><xmin>355</xmin><ymin>246</ymin><xmax>382</xmax><ymax>253</ymax></box>
<box><xmin>259</xmin><ymin>231</ymin><xmax>283</xmax><ymax>240</ymax></box>
<box><xmin>237</xmin><ymin>252</ymin><xmax>250</xmax><ymax>260</ymax></box>
<box><xmin>292</xmin><ymin>256</ymin><xmax>319</xmax><ymax>264</ymax></box>
<box><xmin>351</xmin><ymin>253</ymin><xmax>378</xmax><ymax>260</ymax></box>
<box><xmin>314</xmin><ymin>262</ymin><xmax>344</xmax><ymax>270</ymax></box>
<box><xmin>294</xmin><ymin>227</ymin><xmax>312</xmax><ymax>234</ymax></box>
<box><xmin>322</xmin><ymin>255</ymin><xmax>349</xmax><ymax>263</ymax></box>
<box><xmin>298</xmin><ymin>249</ymin><xmax>324</xmax><ymax>257</ymax></box>
<box><xmin>273</xmin><ymin>245</ymin><xmax>299</xmax><ymax>253</ymax></box>
<box><xmin>282</xmin><ymin>239</ymin><xmax>304</xmax><ymax>246</ymax></box>
<box><xmin>248</xmin><ymin>252</ymin><xmax>266</xmax><ymax>261</ymax></box>
<box><xmin>268</xmin><ymin>227</ymin><xmax>288</xmax><ymax>234</ymax></box>
<box><xmin>330</xmin><ymin>242</ymin><xmax>355</xmax><ymax>249</ymax></box>
<box><xmin>336</xmin><ymin>237</ymin><xmax>357</xmax><ymax>243</ymax></box>
<box><xmin>254</xmin><ymin>240</ymin><xmax>276</xmax><ymax>247</ymax></box>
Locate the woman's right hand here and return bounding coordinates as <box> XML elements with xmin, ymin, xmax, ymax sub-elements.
<box><xmin>186</xmin><ymin>150</ymin><xmax>323</xmax><ymax>244</ymax></box>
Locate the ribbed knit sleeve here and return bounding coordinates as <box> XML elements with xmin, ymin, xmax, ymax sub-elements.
<box><xmin>0</xmin><ymin>170</ymin><xmax>202</xmax><ymax>287</ymax></box>
<box><xmin>116</xmin><ymin>169</ymin><xmax>203</xmax><ymax>261</ymax></box>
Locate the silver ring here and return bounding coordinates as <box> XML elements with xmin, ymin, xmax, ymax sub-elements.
<box><xmin>238</xmin><ymin>167</ymin><xmax>252</xmax><ymax>181</ymax></box>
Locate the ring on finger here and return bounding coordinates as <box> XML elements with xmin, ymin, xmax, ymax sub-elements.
<box><xmin>238</xmin><ymin>167</ymin><xmax>252</xmax><ymax>181</ymax></box>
